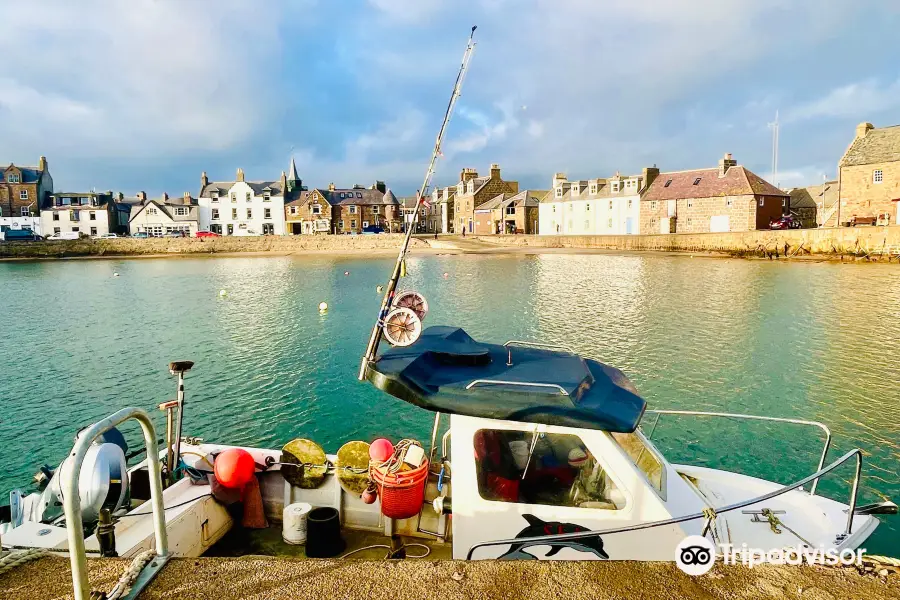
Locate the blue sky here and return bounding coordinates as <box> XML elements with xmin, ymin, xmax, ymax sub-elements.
<box><xmin>2</xmin><ymin>0</ymin><xmax>899</xmax><ymax>197</ymax></box>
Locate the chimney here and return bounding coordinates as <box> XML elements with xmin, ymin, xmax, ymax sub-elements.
<box><xmin>236</xmin><ymin>168</ymin><xmax>245</xmax><ymax>182</ymax></box>
<box><xmin>490</xmin><ymin>163</ymin><xmax>501</xmax><ymax>179</ymax></box>
<box><xmin>280</xmin><ymin>170</ymin><xmax>287</xmax><ymax>191</ymax></box>
<box><xmin>183</xmin><ymin>192</ymin><xmax>192</xmax><ymax>204</ymax></box>
<box><xmin>552</xmin><ymin>172</ymin><xmax>568</xmax><ymax>188</ymax></box>
<box><xmin>161</xmin><ymin>192</ymin><xmax>169</xmax><ymax>203</ymax></box>
<box><xmin>374</xmin><ymin>180</ymin><xmax>386</xmax><ymax>194</ymax></box>
<box><xmin>328</xmin><ymin>182</ymin><xmax>335</xmax><ymax>192</ymax></box>
<box><xmin>137</xmin><ymin>191</ymin><xmax>147</xmax><ymax>203</ymax></box>
<box><xmin>641</xmin><ymin>166</ymin><xmax>660</xmax><ymax>190</ymax></box>
<box><xmin>201</xmin><ymin>171</ymin><xmax>208</xmax><ymax>188</ymax></box>
<box><xmin>856</xmin><ymin>122</ymin><xmax>874</xmax><ymax>138</ymax></box>
<box><xmin>718</xmin><ymin>153</ymin><xmax>737</xmax><ymax>177</ymax></box>
<box><xmin>117</xmin><ymin>192</ymin><xmax>124</xmax><ymax>202</ymax></box>
<box><xmin>460</xmin><ymin>168</ymin><xmax>479</xmax><ymax>184</ymax></box>
<box><xmin>38</xmin><ymin>156</ymin><xmax>48</xmax><ymax>172</ymax></box>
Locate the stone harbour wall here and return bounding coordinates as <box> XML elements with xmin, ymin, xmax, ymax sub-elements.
<box><xmin>471</xmin><ymin>226</ymin><xmax>900</xmax><ymax>257</ymax></box>
<box><xmin>0</xmin><ymin>234</ymin><xmax>427</xmax><ymax>259</ymax></box>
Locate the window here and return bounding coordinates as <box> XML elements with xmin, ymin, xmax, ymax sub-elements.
<box><xmin>350</xmin><ymin>219</ymin><xmax>357</xmax><ymax>228</ymax></box>
<box><xmin>53</xmin><ymin>212</ymin><xmax>60</xmax><ymax>221</ymax></box>
<box><xmin>572</xmin><ymin>186</ymin><xmax>579</xmax><ymax>196</ymax></box>
<box><xmin>232</xmin><ymin>208</ymin><xmax>238</xmax><ymax>219</ymax></box>
<box><xmin>664</xmin><ymin>179</ymin><xmax>672</xmax><ymax>187</ymax></box>
<box><xmin>90</xmin><ymin>227</ymin><xmax>97</xmax><ymax>236</ymax></box>
<box><xmin>627</xmin><ymin>199</ymin><xmax>632</xmax><ymax>208</ymax></box>
<box><xmin>781</xmin><ymin>198</ymin><xmax>787</xmax><ymax>208</ymax></box>
<box><xmin>693</xmin><ymin>177</ymin><xmax>701</xmax><ymax>185</ymax></box>
<box><xmin>148</xmin><ymin>207</ymin><xmax>157</xmax><ymax>215</ymax></box>
<box><xmin>373</xmin><ymin>206</ymin><xmax>380</xmax><ymax>214</ymax></box>
<box><xmin>246</xmin><ymin>208</ymin><xmax>252</xmax><ymax>219</ymax></box>
<box><xmin>72</xmin><ymin>227</ymin><xmax>79</xmax><ymax>233</ymax></box>
<box><xmin>231</xmin><ymin>192</ymin><xmax>236</xmax><ymax>202</ymax></box>
<box><xmin>584</xmin><ymin>220</ymin><xmax>590</xmax><ymax>229</ymax></box>
<box><xmin>54</xmin><ymin>227</ymin><xmax>60</xmax><ymax>234</ymax></box>
<box><xmin>552</xmin><ymin>206</ymin><xmax>556</xmax><ymax>213</ymax></box>
<box><xmin>289</xmin><ymin>206</ymin><xmax>297</xmax><ymax>215</ymax></box>
<box><xmin>356</xmin><ymin>192</ymin><xmax>362</xmax><ymax>198</ymax></box>
<box><xmin>211</xmin><ymin>192</ymin><xmax>219</xmax><ymax>202</ymax></box>
<box><xmin>650</xmin><ymin>201</ymin><xmax>657</xmax><ymax>210</ymax></box>
<box><xmin>586</xmin><ymin>204</ymin><xmax>590</xmax><ymax>211</ymax></box>
<box><xmin>89</xmin><ymin>211</ymin><xmax>96</xmax><ymax>220</ymax></box>
<box><xmin>71</xmin><ymin>210</ymin><xmax>80</xmax><ymax>222</ymax></box>
<box><xmin>20</xmin><ymin>189</ymin><xmax>28</xmax><ymax>200</ymax></box>
<box><xmin>874</xmin><ymin>169</ymin><xmax>883</xmax><ymax>184</ymax></box>
<box><xmin>338</xmin><ymin>220</ymin><xmax>344</xmax><ymax>228</ymax></box>
<box><xmin>264</xmin><ymin>208</ymin><xmax>271</xmax><ymax>219</ymax></box>
<box><xmin>91</xmin><ymin>198</ymin><xmax>99</xmax><ymax>206</ymax></box>
<box><xmin>456</xmin><ymin>202</ymin><xmax>460</xmax><ymax>211</ymax></box>
<box><xmin>80</xmin><ymin>197</ymin><xmax>89</xmax><ymax>205</ymax></box>
<box><xmin>7</xmin><ymin>173</ymin><xmax>20</xmax><ymax>183</ymax></box>
<box><xmin>650</xmin><ymin>218</ymin><xmax>657</xmax><ymax>228</ymax></box>
<box><xmin>457</xmin><ymin>183</ymin><xmax>463</xmax><ymax>194</ymax></box>
<box><xmin>245</xmin><ymin>192</ymin><xmax>251</xmax><ymax>201</ymax></box>
<box><xmin>607</xmin><ymin>218</ymin><xmax>613</xmax><ymax>228</ymax></box>
<box><xmin>612</xmin><ymin>183</ymin><xmax>619</xmax><ymax>193</ymax></box>
<box><xmin>212</xmin><ymin>208</ymin><xmax>220</xmax><ymax>220</ymax></box>
<box><xmin>363</xmin><ymin>221</ymin><xmax>370</xmax><ymax>228</ymax></box>
<box><xmin>468</xmin><ymin>181</ymin><xmax>474</xmax><ymax>193</ymax></box>
<box><xmin>312</xmin><ymin>204</ymin><xmax>321</xmax><ymax>215</ymax></box>
<box><xmin>686</xmin><ymin>218</ymin><xmax>693</xmax><ymax>226</ymax></box>
<box><xmin>506</xmin><ymin>206</ymin><xmax>515</xmax><ymax>215</ymax></box>
<box><xmin>590</xmin><ymin>184</ymin><xmax>597</xmax><ymax>194</ymax></box>
<box><xmin>340</xmin><ymin>193</ymin><xmax>345</xmax><ymax>199</ymax></box>
<box><xmin>759</xmin><ymin>198</ymin><xmax>764</xmax><ymax>207</ymax></box>
<box><xmin>474</xmin><ymin>429</ymin><xmax>623</xmax><ymax>509</ymax></box>
<box><xmin>227</xmin><ymin>224</ymin><xmax>234</xmax><ymax>235</ymax></box>
<box><xmin>687</xmin><ymin>199</ymin><xmax>693</xmax><ymax>208</ymax></box>
<box><xmin>726</xmin><ymin>198</ymin><xmax>733</xmax><ymax>207</ymax></box>
<box><xmin>21</xmin><ymin>206</ymin><xmax>30</xmax><ymax>217</ymax></box>
<box><xmin>556</xmin><ymin>187</ymin><xmax>563</xmax><ymax>198</ymax></box>
<box><xmin>610</xmin><ymin>431</ymin><xmax>665</xmax><ymax>495</ymax></box>
<box><xmin>175</xmin><ymin>207</ymin><xmax>187</xmax><ymax>216</ymax></box>
<box><xmin>263</xmin><ymin>193</ymin><xmax>270</xmax><ymax>201</ymax></box>
<box><xmin>349</xmin><ymin>206</ymin><xmax>357</xmax><ymax>214</ymax></box>
<box><xmin>608</xmin><ymin>200</ymin><xmax>613</xmax><ymax>210</ymax></box>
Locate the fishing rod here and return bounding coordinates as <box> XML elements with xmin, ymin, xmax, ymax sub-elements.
<box><xmin>358</xmin><ymin>25</ymin><xmax>477</xmax><ymax>381</ymax></box>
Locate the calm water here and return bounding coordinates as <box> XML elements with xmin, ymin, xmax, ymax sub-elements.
<box><xmin>0</xmin><ymin>254</ymin><xmax>898</xmax><ymax>554</ymax></box>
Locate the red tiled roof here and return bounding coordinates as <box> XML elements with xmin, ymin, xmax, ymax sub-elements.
<box><xmin>642</xmin><ymin>166</ymin><xmax>787</xmax><ymax>202</ymax></box>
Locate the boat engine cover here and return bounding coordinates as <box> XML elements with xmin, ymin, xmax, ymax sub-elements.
<box><xmin>52</xmin><ymin>442</ymin><xmax>129</xmax><ymax>522</ymax></box>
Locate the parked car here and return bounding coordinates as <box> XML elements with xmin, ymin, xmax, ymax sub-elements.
<box><xmin>769</xmin><ymin>215</ymin><xmax>801</xmax><ymax>230</ymax></box>
<box><xmin>1</xmin><ymin>229</ymin><xmax>42</xmax><ymax>242</ymax></box>
<box><xmin>362</xmin><ymin>225</ymin><xmax>385</xmax><ymax>234</ymax></box>
<box><xmin>47</xmin><ymin>231</ymin><xmax>81</xmax><ymax>240</ymax></box>
<box><xmin>95</xmin><ymin>233</ymin><xmax>119</xmax><ymax>239</ymax></box>
<box><xmin>164</xmin><ymin>231</ymin><xmax>187</xmax><ymax>238</ymax></box>
<box><xmin>132</xmin><ymin>232</ymin><xmax>150</xmax><ymax>239</ymax></box>
<box><xmin>195</xmin><ymin>231</ymin><xmax>221</xmax><ymax>238</ymax></box>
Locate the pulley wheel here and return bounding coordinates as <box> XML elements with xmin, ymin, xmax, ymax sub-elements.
<box><xmin>336</xmin><ymin>441</ymin><xmax>370</xmax><ymax>496</ymax></box>
<box><xmin>281</xmin><ymin>438</ymin><xmax>327</xmax><ymax>489</ymax></box>
<box><xmin>392</xmin><ymin>290</ymin><xmax>429</xmax><ymax>321</ymax></box>
<box><xmin>383</xmin><ymin>307</ymin><xmax>422</xmax><ymax>347</ymax></box>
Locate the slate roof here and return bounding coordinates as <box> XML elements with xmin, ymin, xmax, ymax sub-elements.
<box><xmin>541</xmin><ymin>176</ymin><xmax>642</xmax><ymax>203</ymax></box>
<box><xmin>129</xmin><ymin>197</ymin><xmax>199</xmax><ymax>223</ymax></box>
<box><xmin>284</xmin><ymin>190</ymin><xmax>312</xmax><ymax>207</ymax></box>
<box><xmin>642</xmin><ymin>166</ymin><xmax>787</xmax><ymax>202</ymax></box>
<box><xmin>788</xmin><ymin>180</ymin><xmax>837</xmax><ymax>210</ymax></box>
<box><xmin>840</xmin><ymin>125</ymin><xmax>900</xmax><ymax>167</ymax></box>
<box><xmin>330</xmin><ymin>187</ymin><xmax>398</xmax><ymax>206</ymax></box>
<box><xmin>476</xmin><ymin>190</ymin><xmax>549</xmax><ymax>211</ymax></box>
<box><xmin>3</xmin><ymin>164</ymin><xmax>45</xmax><ymax>183</ymax></box>
<box><xmin>199</xmin><ymin>180</ymin><xmax>286</xmax><ymax>199</ymax></box>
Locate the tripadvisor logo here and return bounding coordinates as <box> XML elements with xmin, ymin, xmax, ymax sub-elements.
<box><xmin>675</xmin><ymin>535</ymin><xmax>867</xmax><ymax>575</ymax></box>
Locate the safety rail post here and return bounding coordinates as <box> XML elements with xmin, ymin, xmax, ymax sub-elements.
<box><xmin>63</xmin><ymin>407</ymin><xmax>168</xmax><ymax>600</ymax></box>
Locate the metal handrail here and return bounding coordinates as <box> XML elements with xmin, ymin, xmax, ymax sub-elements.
<box><xmin>503</xmin><ymin>340</ymin><xmax>574</xmax><ymax>366</ymax></box>
<box><xmin>466</xmin><ymin>378</ymin><xmax>569</xmax><ymax>396</ymax></box>
<box><xmin>644</xmin><ymin>410</ymin><xmax>832</xmax><ymax>496</ymax></box>
<box><xmin>63</xmin><ymin>408</ymin><xmax>168</xmax><ymax>600</ymax></box>
<box><xmin>466</xmin><ymin>448</ymin><xmax>862</xmax><ymax>560</ymax></box>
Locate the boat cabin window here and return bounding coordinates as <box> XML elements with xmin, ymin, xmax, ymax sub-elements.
<box><xmin>609</xmin><ymin>431</ymin><xmax>665</xmax><ymax>496</ymax></box>
<box><xmin>474</xmin><ymin>429</ymin><xmax>624</xmax><ymax>510</ymax></box>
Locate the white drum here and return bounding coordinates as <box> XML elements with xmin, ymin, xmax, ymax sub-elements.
<box><xmin>282</xmin><ymin>502</ymin><xmax>313</xmax><ymax>545</ymax></box>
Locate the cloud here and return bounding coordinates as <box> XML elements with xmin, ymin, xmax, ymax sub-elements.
<box><xmin>785</xmin><ymin>79</ymin><xmax>900</xmax><ymax>123</ymax></box>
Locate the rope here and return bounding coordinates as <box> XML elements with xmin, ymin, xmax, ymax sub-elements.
<box><xmin>863</xmin><ymin>555</ymin><xmax>900</xmax><ymax>568</ymax></box>
<box><xmin>103</xmin><ymin>550</ymin><xmax>156</xmax><ymax>600</ymax></box>
<box><xmin>372</xmin><ymin>440</ymin><xmax>423</xmax><ymax>475</ymax></box>
<box><xmin>339</xmin><ymin>543</ymin><xmax>432</xmax><ymax>560</ymax></box>
<box><xmin>0</xmin><ymin>548</ymin><xmax>49</xmax><ymax>576</ymax></box>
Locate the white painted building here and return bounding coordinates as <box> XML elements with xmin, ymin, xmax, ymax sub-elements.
<box><xmin>198</xmin><ymin>168</ymin><xmax>290</xmax><ymax>236</ymax></box>
<box><xmin>539</xmin><ymin>172</ymin><xmax>645</xmax><ymax>235</ymax></box>
<box><xmin>129</xmin><ymin>193</ymin><xmax>200</xmax><ymax>237</ymax></box>
<box><xmin>41</xmin><ymin>192</ymin><xmax>117</xmax><ymax>238</ymax></box>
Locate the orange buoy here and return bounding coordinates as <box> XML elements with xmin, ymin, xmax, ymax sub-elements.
<box><xmin>369</xmin><ymin>438</ymin><xmax>394</xmax><ymax>463</ymax></box>
<box><xmin>214</xmin><ymin>448</ymin><xmax>256</xmax><ymax>489</ymax></box>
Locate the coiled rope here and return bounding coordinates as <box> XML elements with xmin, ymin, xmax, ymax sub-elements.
<box><xmin>101</xmin><ymin>550</ymin><xmax>157</xmax><ymax>600</ymax></box>
<box><xmin>0</xmin><ymin>548</ymin><xmax>49</xmax><ymax>576</ymax></box>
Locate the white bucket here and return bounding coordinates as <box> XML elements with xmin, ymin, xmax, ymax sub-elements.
<box><xmin>509</xmin><ymin>440</ymin><xmax>530</xmax><ymax>470</ymax></box>
<box><xmin>282</xmin><ymin>502</ymin><xmax>312</xmax><ymax>545</ymax></box>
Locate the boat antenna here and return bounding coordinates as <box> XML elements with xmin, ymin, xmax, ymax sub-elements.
<box><xmin>358</xmin><ymin>25</ymin><xmax>477</xmax><ymax>381</ymax></box>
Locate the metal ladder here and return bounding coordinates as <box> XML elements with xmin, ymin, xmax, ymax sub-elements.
<box><xmin>63</xmin><ymin>407</ymin><xmax>169</xmax><ymax>600</ymax></box>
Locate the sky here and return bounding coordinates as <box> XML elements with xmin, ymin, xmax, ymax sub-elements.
<box><xmin>2</xmin><ymin>0</ymin><xmax>899</xmax><ymax>197</ymax></box>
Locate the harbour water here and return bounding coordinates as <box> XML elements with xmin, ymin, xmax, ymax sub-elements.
<box><xmin>0</xmin><ymin>253</ymin><xmax>898</xmax><ymax>554</ymax></box>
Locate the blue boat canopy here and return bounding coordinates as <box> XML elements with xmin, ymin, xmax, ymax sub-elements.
<box><xmin>365</xmin><ymin>326</ymin><xmax>646</xmax><ymax>433</ymax></box>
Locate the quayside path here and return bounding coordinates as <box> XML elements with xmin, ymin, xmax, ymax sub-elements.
<box><xmin>2</xmin><ymin>556</ymin><xmax>898</xmax><ymax>600</ymax></box>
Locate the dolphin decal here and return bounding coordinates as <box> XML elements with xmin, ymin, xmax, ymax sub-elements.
<box><xmin>497</xmin><ymin>514</ymin><xmax>609</xmax><ymax>560</ymax></box>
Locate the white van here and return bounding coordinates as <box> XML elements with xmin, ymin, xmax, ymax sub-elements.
<box><xmin>48</xmin><ymin>232</ymin><xmax>80</xmax><ymax>240</ymax></box>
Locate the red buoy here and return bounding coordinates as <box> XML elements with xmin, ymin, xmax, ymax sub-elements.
<box><xmin>214</xmin><ymin>448</ymin><xmax>255</xmax><ymax>489</ymax></box>
<box><xmin>369</xmin><ymin>438</ymin><xmax>394</xmax><ymax>463</ymax></box>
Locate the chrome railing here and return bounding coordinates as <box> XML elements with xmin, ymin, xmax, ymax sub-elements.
<box><xmin>63</xmin><ymin>408</ymin><xmax>168</xmax><ymax>600</ymax></box>
<box><xmin>643</xmin><ymin>410</ymin><xmax>832</xmax><ymax>496</ymax></box>
<box><xmin>466</xmin><ymin>379</ymin><xmax>569</xmax><ymax>396</ymax></box>
<box><xmin>503</xmin><ymin>340</ymin><xmax>574</xmax><ymax>366</ymax></box>
<box><xmin>466</xmin><ymin>448</ymin><xmax>862</xmax><ymax>560</ymax></box>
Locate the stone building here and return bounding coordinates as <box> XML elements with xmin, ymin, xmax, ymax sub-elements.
<box><xmin>451</xmin><ymin>164</ymin><xmax>519</xmax><ymax>234</ymax></box>
<box><xmin>285</xmin><ymin>190</ymin><xmax>321</xmax><ymax>234</ymax></box>
<box><xmin>786</xmin><ymin>184</ymin><xmax>831</xmax><ymax>228</ymax></box>
<box><xmin>330</xmin><ymin>183</ymin><xmax>400</xmax><ymax>234</ymax></box>
<box><xmin>41</xmin><ymin>191</ymin><xmax>117</xmax><ymax>238</ymax></box>
<box><xmin>1</xmin><ymin>156</ymin><xmax>53</xmax><ymax>236</ymax></box>
<box><xmin>539</xmin><ymin>170</ymin><xmax>651</xmax><ymax>235</ymax></box>
<box><xmin>438</xmin><ymin>186</ymin><xmax>457</xmax><ymax>233</ymax></box>
<box><xmin>837</xmin><ymin>122</ymin><xmax>900</xmax><ymax>226</ymax></box>
<box><xmin>129</xmin><ymin>192</ymin><xmax>200</xmax><ymax>237</ymax></box>
<box><xmin>473</xmin><ymin>190</ymin><xmax>544</xmax><ymax>234</ymax></box>
<box><xmin>640</xmin><ymin>154</ymin><xmax>786</xmax><ymax>234</ymax></box>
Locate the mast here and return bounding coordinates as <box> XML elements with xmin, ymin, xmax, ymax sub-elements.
<box><xmin>358</xmin><ymin>26</ymin><xmax>477</xmax><ymax>381</ymax></box>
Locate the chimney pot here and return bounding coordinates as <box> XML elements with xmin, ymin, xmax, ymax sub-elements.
<box><xmin>137</xmin><ymin>191</ymin><xmax>147</xmax><ymax>202</ymax></box>
<box><xmin>38</xmin><ymin>156</ymin><xmax>48</xmax><ymax>172</ymax></box>
<box><xmin>236</xmin><ymin>168</ymin><xmax>245</xmax><ymax>182</ymax></box>
<box><xmin>856</xmin><ymin>122</ymin><xmax>874</xmax><ymax>138</ymax></box>
<box><xmin>328</xmin><ymin>182</ymin><xmax>335</xmax><ymax>192</ymax></box>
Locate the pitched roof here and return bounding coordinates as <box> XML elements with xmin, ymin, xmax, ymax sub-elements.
<box><xmin>788</xmin><ymin>180</ymin><xmax>837</xmax><ymax>210</ymax></box>
<box><xmin>4</xmin><ymin>163</ymin><xmax>45</xmax><ymax>183</ymax></box>
<box><xmin>541</xmin><ymin>175</ymin><xmax>642</xmax><ymax>203</ymax></box>
<box><xmin>46</xmin><ymin>191</ymin><xmax>113</xmax><ymax>209</ymax></box>
<box><xmin>129</xmin><ymin>198</ymin><xmax>199</xmax><ymax>222</ymax></box>
<box><xmin>476</xmin><ymin>189</ymin><xmax>549</xmax><ymax>211</ymax></box>
<box><xmin>840</xmin><ymin>125</ymin><xmax>900</xmax><ymax>167</ymax></box>
<box><xmin>284</xmin><ymin>190</ymin><xmax>312</xmax><ymax>207</ymax></box>
<box><xmin>642</xmin><ymin>165</ymin><xmax>787</xmax><ymax>202</ymax></box>
<box><xmin>199</xmin><ymin>180</ymin><xmax>286</xmax><ymax>199</ymax></box>
<box><xmin>329</xmin><ymin>187</ymin><xmax>396</xmax><ymax>206</ymax></box>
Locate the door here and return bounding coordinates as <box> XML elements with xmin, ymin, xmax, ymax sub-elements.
<box><xmin>625</xmin><ymin>217</ymin><xmax>635</xmax><ymax>235</ymax></box>
<box><xmin>667</xmin><ymin>200</ymin><xmax>676</xmax><ymax>217</ymax></box>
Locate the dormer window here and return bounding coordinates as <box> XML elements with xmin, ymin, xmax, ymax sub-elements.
<box><xmin>211</xmin><ymin>191</ymin><xmax>219</xmax><ymax>202</ymax></box>
<box><xmin>356</xmin><ymin>192</ymin><xmax>362</xmax><ymax>198</ymax></box>
<box><xmin>556</xmin><ymin>187</ymin><xmax>563</xmax><ymax>198</ymax></box>
<box><xmin>263</xmin><ymin>193</ymin><xmax>271</xmax><ymax>201</ymax></box>
<box><xmin>572</xmin><ymin>185</ymin><xmax>579</xmax><ymax>196</ymax></box>
<box><xmin>457</xmin><ymin>183</ymin><xmax>463</xmax><ymax>194</ymax></box>
<box><xmin>7</xmin><ymin>173</ymin><xmax>20</xmax><ymax>183</ymax></box>
<box><xmin>590</xmin><ymin>184</ymin><xmax>597</xmax><ymax>194</ymax></box>
<box><xmin>693</xmin><ymin>177</ymin><xmax>702</xmax><ymax>185</ymax></box>
<box><xmin>467</xmin><ymin>181</ymin><xmax>474</xmax><ymax>193</ymax></box>
<box><xmin>340</xmin><ymin>193</ymin><xmax>345</xmax><ymax>199</ymax></box>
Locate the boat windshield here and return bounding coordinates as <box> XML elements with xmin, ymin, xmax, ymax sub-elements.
<box><xmin>609</xmin><ymin>430</ymin><xmax>665</xmax><ymax>496</ymax></box>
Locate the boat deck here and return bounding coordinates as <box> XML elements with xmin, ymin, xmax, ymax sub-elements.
<box><xmin>2</xmin><ymin>555</ymin><xmax>898</xmax><ymax>600</ymax></box>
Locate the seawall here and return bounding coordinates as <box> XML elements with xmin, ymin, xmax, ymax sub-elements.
<box><xmin>469</xmin><ymin>226</ymin><xmax>900</xmax><ymax>257</ymax></box>
<box><xmin>0</xmin><ymin>235</ymin><xmax>428</xmax><ymax>259</ymax></box>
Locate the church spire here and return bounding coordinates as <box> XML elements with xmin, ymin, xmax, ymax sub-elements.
<box><xmin>286</xmin><ymin>156</ymin><xmax>300</xmax><ymax>193</ymax></box>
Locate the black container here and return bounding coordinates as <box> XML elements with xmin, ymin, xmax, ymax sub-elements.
<box><xmin>305</xmin><ymin>507</ymin><xmax>346</xmax><ymax>558</ymax></box>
